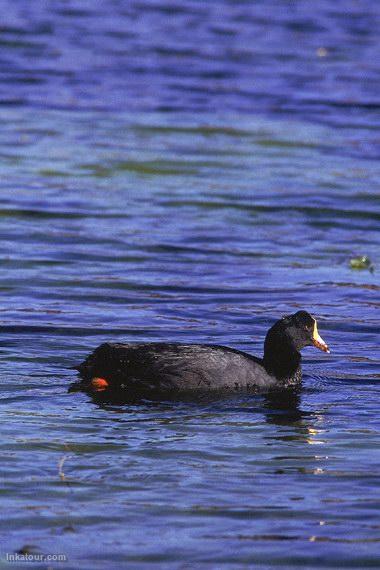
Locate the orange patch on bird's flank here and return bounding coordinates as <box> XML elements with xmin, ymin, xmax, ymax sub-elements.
<box><xmin>91</xmin><ymin>377</ymin><xmax>109</xmax><ymax>391</ymax></box>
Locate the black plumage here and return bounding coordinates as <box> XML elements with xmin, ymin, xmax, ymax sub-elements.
<box><xmin>72</xmin><ymin>310</ymin><xmax>329</xmax><ymax>398</ymax></box>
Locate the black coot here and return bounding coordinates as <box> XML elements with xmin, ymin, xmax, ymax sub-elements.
<box><xmin>72</xmin><ymin>310</ymin><xmax>329</xmax><ymax>398</ymax></box>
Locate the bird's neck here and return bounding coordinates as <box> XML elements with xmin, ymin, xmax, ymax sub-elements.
<box><xmin>263</xmin><ymin>336</ymin><xmax>302</xmax><ymax>382</ymax></box>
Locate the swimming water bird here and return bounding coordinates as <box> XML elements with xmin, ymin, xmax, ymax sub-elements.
<box><xmin>72</xmin><ymin>311</ymin><xmax>329</xmax><ymax>398</ymax></box>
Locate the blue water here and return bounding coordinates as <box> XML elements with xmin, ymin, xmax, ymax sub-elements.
<box><xmin>0</xmin><ymin>1</ymin><xmax>379</xmax><ymax>568</ymax></box>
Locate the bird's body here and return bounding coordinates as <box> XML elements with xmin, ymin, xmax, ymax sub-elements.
<box><xmin>75</xmin><ymin>342</ymin><xmax>282</xmax><ymax>397</ymax></box>
<box><xmin>72</xmin><ymin>311</ymin><xmax>329</xmax><ymax>399</ymax></box>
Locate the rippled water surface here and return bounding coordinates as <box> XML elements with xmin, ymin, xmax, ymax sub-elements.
<box><xmin>0</xmin><ymin>1</ymin><xmax>379</xmax><ymax>568</ymax></box>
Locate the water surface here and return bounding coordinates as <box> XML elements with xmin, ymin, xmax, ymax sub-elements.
<box><xmin>0</xmin><ymin>1</ymin><xmax>379</xmax><ymax>568</ymax></box>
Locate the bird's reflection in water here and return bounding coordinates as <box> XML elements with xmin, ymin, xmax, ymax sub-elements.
<box><xmin>263</xmin><ymin>387</ymin><xmax>304</xmax><ymax>425</ymax></box>
<box><xmin>263</xmin><ymin>386</ymin><xmax>327</xmax><ymax>449</ymax></box>
<box><xmin>69</xmin><ymin>380</ymin><xmax>317</xmax><ymax>429</ymax></box>
<box><xmin>77</xmin><ymin>382</ymin><xmax>327</xmax><ymax>482</ymax></box>
<box><xmin>69</xmin><ymin>380</ymin><xmax>327</xmax><ymax>453</ymax></box>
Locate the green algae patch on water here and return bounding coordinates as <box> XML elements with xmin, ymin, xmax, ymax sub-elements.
<box><xmin>349</xmin><ymin>256</ymin><xmax>374</xmax><ymax>273</ymax></box>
